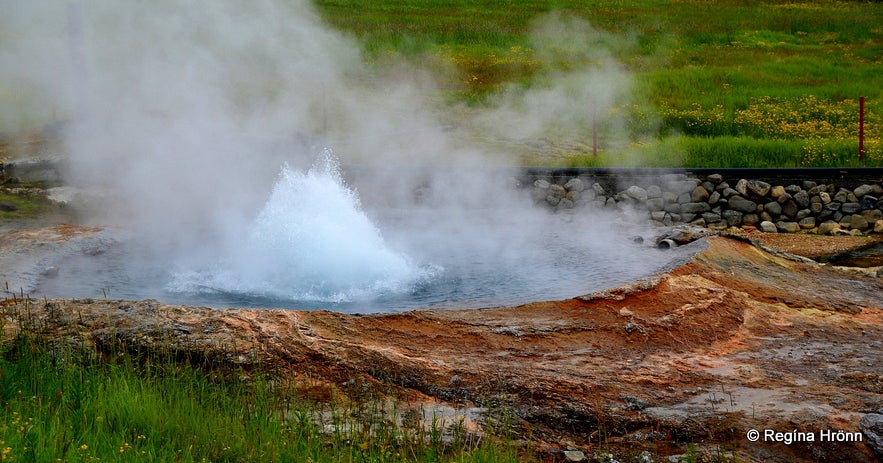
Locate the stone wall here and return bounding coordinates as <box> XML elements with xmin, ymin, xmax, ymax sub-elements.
<box><xmin>531</xmin><ymin>172</ymin><xmax>883</xmax><ymax>235</ymax></box>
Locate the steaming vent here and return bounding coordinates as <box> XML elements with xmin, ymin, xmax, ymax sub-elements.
<box><xmin>168</xmin><ymin>149</ymin><xmax>436</xmax><ymax>303</ymax></box>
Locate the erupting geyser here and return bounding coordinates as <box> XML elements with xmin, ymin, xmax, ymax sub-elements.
<box><xmin>169</xmin><ymin>149</ymin><xmax>431</xmax><ymax>303</ymax></box>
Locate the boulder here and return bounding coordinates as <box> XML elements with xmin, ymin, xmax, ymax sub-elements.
<box><xmin>563</xmin><ymin>177</ymin><xmax>585</xmax><ymax>192</ymax></box>
<box><xmin>707</xmin><ymin>190</ymin><xmax>721</xmax><ymax>204</ymax></box>
<box><xmin>861</xmin><ymin>209</ymin><xmax>883</xmax><ymax>223</ymax></box>
<box><xmin>646</xmin><ymin>185</ymin><xmax>663</xmax><ymax>198</ymax></box>
<box><xmin>624</xmin><ymin>185</ymin><xmax>649</xmax><ymax>201</ymax></box>
<box><xmin>747</xmin><ymin>180</ymin><xmax>771</xmax><ymax>197</ymax></box>
<box><xmin>781</xmin><ymin>200</ymin><xmax>799</xmax><ymax>218</ymax></box>
<box><xmin>734</xmin><ymin>179</ymin><xmax>749</xmax><ymax>196</ymax></box>
<box><xmin>876</xmin><ymin>220</ymin><xmax>883</xmax><ymax>234</ymax></box>
<box><xmin>850</xmin><ymin>215</ymin><xmax>870</xmax><ymax>231</ymax></box>
<box><xmin>841</xmin><ymin>202</ymin><xmax>863</xmax><ymax>214</ymax></box>
<box><xmin>727</xmin><ymin>195</ymin><xmax>757</xmax><ymax>213</ymax></box>
<box><xmin>819</xmin><ymin>191</ymin><xmax>832</xmax><ymax>204</ymax></box>
<box><xmin>680</xmin><ymin>202</ymin><xmax>711</xmax><ymax>214</ymax></box>
<box><xmin>798</xmin><ymin>217</ymin><xmax>816</xmax><ymax>229</ymax></box>
<box><xmin>706</xmin><ymin>173</ymin><xmax>724</xmax><ymax>184</ymax></box>
<box><xmin>690</xmin><ymin>186</ymin><xmax>710</xmax><ymax>202</ymax></box>
<box><xmin>793</xmin><ymin>190</ymin><xmax>810</xmax><ymax>208</ymax></box>
<box><xmin>763</xmin><ymin>201</ymin><xmax>782</xmax><ymax>216</ymax></box>
<box><xmin>722</xmin><ymin>210</ymin><xmax>743</xmax><ymax>227</ymax></box>
<box><xmin>742</xmin><ymin>213</ymin><xmax>759</xmax><ymax>225</ymax></box>
<box><xmin>818</xmin><ymin>221</ymin><xmax>841</xmax><ymax>235</ymax></box>
<box><xmin>860</xmin><ymin>413</ymin><xmax>883</xmax><ymax>459</ymax></box>
<box><xmin>646</xmin><ymin>197</ymin><xmax>665</xmax><ymax>211</ymax></box>
<box><xmin>760</xmin><ymin>221</ymin><xmax>777</xmax><ymax>233</ymax></box>
<box><xmin>854</xmin><ymin>183</ymin><xmax>883</xmax><ymax>198</ymax></box>
<box><xmin>546</xmin><ymin>184</ymin><xmax>566</xmax><ymax>206</ymax></box>
<box><xmin>592</xmin><ymin>183</ymin><xmax>606</xmax><ymax>196</ymax></box>
<box><xmin>775</xmin><ymin>221</ymin><xmax>800</xmax><ymax>233</ymax></box>
<box><xmin>770</xmin><ymin>185</ymin><xmax>786</xmax><ymax>198</ymax></box>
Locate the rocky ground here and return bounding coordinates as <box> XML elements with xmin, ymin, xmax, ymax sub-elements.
<box><xmin>1</xmin><ymin>222</ymin><xmax>882</xmax><ymax>462</ymax></box>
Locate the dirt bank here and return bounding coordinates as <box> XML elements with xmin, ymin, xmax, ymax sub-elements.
<box><xmin>2</xmin><ymin>233</ymin><xmax>881</xmax><ymax>462</ymax></box>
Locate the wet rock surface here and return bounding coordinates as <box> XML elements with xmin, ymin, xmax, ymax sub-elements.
<box><xmin>2</xmin><ymin>235</ymin><xmax>882</xmax><ymax>462</ymax></box>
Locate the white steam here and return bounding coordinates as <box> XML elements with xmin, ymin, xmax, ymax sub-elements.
<box><xmin>1</xmin><ymin>1</ymin><xmax>675</xmax><ymax>308</ymax></box>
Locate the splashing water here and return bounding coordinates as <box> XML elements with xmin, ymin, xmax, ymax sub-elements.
<box><xmin>169</xmin><ymin>149</ymin><xmax>428</xmax><ymax>302</ymax></box>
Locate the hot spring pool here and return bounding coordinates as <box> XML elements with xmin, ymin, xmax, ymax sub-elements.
<box><xmin>29</xmin><ymin>157</ymin><xmax>702</xmax><ymax>313</ymax></box>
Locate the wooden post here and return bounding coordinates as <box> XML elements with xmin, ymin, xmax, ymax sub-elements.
<box><xmin>859</xmin><ymin>96</ymin><xmax>865</xmax><ymax>162</ymax></box>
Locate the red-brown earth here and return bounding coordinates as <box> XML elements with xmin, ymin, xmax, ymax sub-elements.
<box><xmin>1</xmin><ymin>225</ymin><xmax>882</xmax><ymax>462</ymax></box>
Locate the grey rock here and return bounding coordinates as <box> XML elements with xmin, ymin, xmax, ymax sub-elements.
<box><xmin>841</xmin><ymin>202</ymin><xmax>862</xmax><ymax>214</ymax></box>
<box><xmin>706</xmin><ymin>173</ymin><xmax>724</xmax><ymax>184</ymax></box>
<box><xmin>747</xmin><ymin>179</ymin><xmax>771</xmax><ymax>197</ymax></box>
<box><xmin>810</xmin><ymin>201</ymin><xmax>823</xmax><ymax>214</ymax></box>
<box><xmin>546</xmin><ymin>184</ymin><xmax>566</xmax><ymax>206</ymax></box>
<box><xmin>802</xmin><ymin>180</ymin><xmax>817</xmax><ymax>190</ymax></box>
<box><xmin>860</xmin><ymin>413</ymin><xmax>883</xmax><ymax>459</ymax></box>
<box><xmin>781</xmin><ymin>200</ymin><xmax>799</xmax><ymax>218</ymax></box>
<box><xmin>834</xmin><ymin>189</ymin><xmax>850</xmax><ymax>203</ymax></box>
<box><xmin>776</xmin><ymin>192</ymin><xmax>792</xmax><ymax>204</ymax></box>
<box><xmin>855</xmin><ymin>184</ymin><xmax>883</xmax><ymax>198</ymax></box>
<box><xmin>764</xmin><ymin>201</ymin><xmax>782</xmax><ymax>216</ymax></box>
<box><xmin>681</xmin><ymin>202</ymin><xmax>711</xmax><ymax>214</ymax></box>
<box><xmin>707</xmin><ymin>190</ymin><xmax>721</xmax><ymax>204</ymax></box>
<box><xmin>0</xmin><ymin>201</ymin><xmax>18</xmax><ymax>212</ymax></box>
<box><xmin>563</xmin><ymin>177</ymin><xmax>585</xmax><ymax>192</ymax></box>
<box><xmin>727</xmin><ymin>195</ymin><xmax>757</xmax><ymax>213</ymax></box>
<box><xmin>760</xmin><ymin>211</ymin><xmax>773</xmax><ymax>223</ymax></box>
<box><xmin>770</xmin><ymin>185</ymin><xmax>786</xmax><ymax>198</ymax></box>
<box><xmin>824</xmin><ymin>201</ymin><xmax>842</xmax><ymax>211</ymax></box>
<box><xmin>662</xmin><ymin>191</ymin><xmax>679</xmax><ymax>204</ymax></box>
<box><xmin>784</xmin><ymin>184</ymin><xmax>802</xmax><ymax>195</ymax></box>
<box><xmin>646</xmin><ymin>197</ymin><xmax>666</xmax><ymax>211</ymax></box>
<box><xmin>646</xmin><ymin>185</ymin><xmax>663</xmax><ymax>198</ymax></box>
<box><xmin>742</xmin><ymin>213</ymin><xmax>759</xmax><ymax>225</ymax></box>
<box><xmin>760</xmin><ymin>221</ymin><xmax>778</xmax><ymax>233</ymax></box>
<box><xmin>721</xmin><ymin>187</ymin><xmax>739</xmax><ymax>198</ymax></box>
<box><xmin>664</xmin><ymin>203</ymin><xmax>681</xmax><ymax>213</ymax></box>
<box><xmin>819</xmin><ymin>191</ymin><xmax>831</xmax><ymax>204</ymax></box>
<box><xmin>701</xmin><ymin>212</ymin><xmax>722</xmax><ymax>223</ymax></box>
<box><xmin>592</xmin><ymin>183</ymin><xmax>606</xmax><ymax>195</ymax></box>
<box><xmin>722</xmin><ymin>210</ymin><xmax>743</xmax><ymax>226</ymax></box>
<box><xmin>776</xmin><ymin>221</ymin><xmax>800</xmax><ymax>233</ymax></box>
<box><xmin>650</xmin><ymin>211</ymin><xmax>666</xmax><ymax>221</ymax></box>
<box><xmin>677</xmin><ymin>192</ymin><xmax>692</xmax><ymax>204</ymax></box>
<box><xmin>624</xmin><ymin>185</ymin><xmax>649</xmax><ymax>201</ymax></box>
<box><xmin>558</xmin><ymin>198</ymin><xmax>575</xmax><ymax>209</ymax></box>
<box><xmin>734</xmin><ymin>179</ymin><xmax>749</xmax><ymax>196</ymax></box>
<box><xmin>795</xmin><ymin>209</ymin><xmax>811</xmax><ymax>220</ymax></box>
<box><xmin>793</xmin><ymin>190</ymin><xmax>810</xmax><ymax>208</ymax></box>
<box><xmin>875</xmin><ymin>220</ymin><xmax>883</xmax><ymax>234</ymax></box>
<box><xmin>563</xmin><ymin>450</ymin><xmax>587</xmax><ymax>462</ymax></box>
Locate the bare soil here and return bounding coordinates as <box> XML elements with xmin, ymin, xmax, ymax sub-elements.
<box><xmin>2</xmin><ymin>226</ymin><xmax>882</xmax><ymax>462</ymax></box>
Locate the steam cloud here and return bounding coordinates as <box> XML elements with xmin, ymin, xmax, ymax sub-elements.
<box><xmin>1</xmin><ymin>1</ymin><xmax>673</xmax><ymax>308</ymax></box>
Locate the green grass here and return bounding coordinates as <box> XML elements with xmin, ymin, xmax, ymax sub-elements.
<box><xmin>0</xmin><ymin>303</ymin><xmax>528</xmax><ymax>463</ymax></box>
<box><xmin>313</xmin><ymin>0</ymin><xmax>883</xmax><ymax>167</ymax></box>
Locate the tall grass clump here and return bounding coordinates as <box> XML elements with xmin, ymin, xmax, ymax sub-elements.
<box><xmin>0</xmin><ymin>299</ymin><xmax>530</xmax><ymax>462</ymax></box>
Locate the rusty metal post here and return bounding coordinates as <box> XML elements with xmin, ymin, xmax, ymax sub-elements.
<box><xmin>859</xmin><ymin>96</ymin><xmax>865</xmax><ymax>162</ymax></box>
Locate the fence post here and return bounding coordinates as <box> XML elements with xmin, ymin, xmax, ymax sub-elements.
<box><xmin>859</xmin><ymin>96</ymin><xmax>865</xmax><ymax>162</ymax></box>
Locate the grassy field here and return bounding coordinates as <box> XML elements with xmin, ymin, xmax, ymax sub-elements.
<box><xmin>0</xmin><ymin>304</ymin><xmax>527</xmax><ymax>462</ymax></box>
<box><xmin>314</xmin><ymin>0</ymin><xmax>883</xmax><ymax>167</ymax></box>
